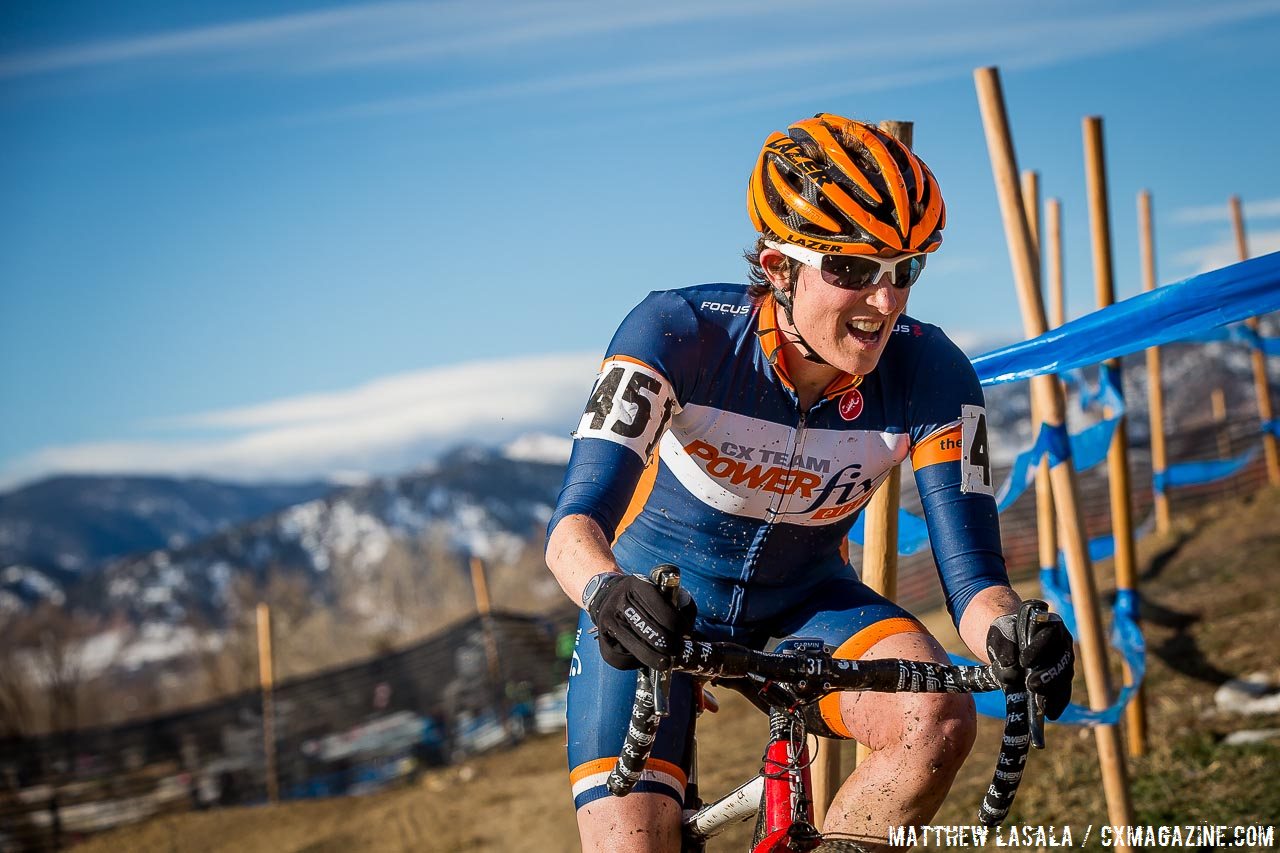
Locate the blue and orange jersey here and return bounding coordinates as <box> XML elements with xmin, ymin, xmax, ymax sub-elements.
<box><xmin>549</xmin><ymin>283</ymin><xmax>1008</xmax><ymax>631</ymax></box>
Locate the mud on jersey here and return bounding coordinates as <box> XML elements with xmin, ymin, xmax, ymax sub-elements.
<box><xmin>549</xmin><ymin>283</ymin><xmax>1008</xmax><ymax>631</ymax></box>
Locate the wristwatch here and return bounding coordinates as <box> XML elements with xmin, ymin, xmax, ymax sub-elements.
<box><xmin>581</xmin><ymin>572</ymin><xmax>618</xmax><ymax>611</ymax></box>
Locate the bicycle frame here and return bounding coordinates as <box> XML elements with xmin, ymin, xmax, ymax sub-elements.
<box><xmin>681</xmin><ymin>696</ymin><xmax>823</xmax><ymax>852</ymax></box>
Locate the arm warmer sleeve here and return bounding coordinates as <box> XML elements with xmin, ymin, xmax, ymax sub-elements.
<box><xmin>915</xmin><ymin>460</ymin><xmax>1009</xmax><ymax>626</ymax></box>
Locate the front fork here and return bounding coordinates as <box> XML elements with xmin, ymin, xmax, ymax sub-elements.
<box><xmin>680</xmin><ymin>686</ymin><xmax>706</xmax><ymax>853</ymax></box>
<box><xmin>755</xmin><ymin>708</ymin><xmax>822</xmax><ymax>853</ymax></box>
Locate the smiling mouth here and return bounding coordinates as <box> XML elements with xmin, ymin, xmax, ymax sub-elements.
<box><xmin>846</xmin><ymin>319</ymin><xmax>884</xmax><ymax>346</ymax></box>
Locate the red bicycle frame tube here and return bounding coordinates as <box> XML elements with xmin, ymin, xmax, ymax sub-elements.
<box><xmin>753</xmin><ymin>732</ymin><xmax>815</xmax><ymax>853</ymax></box>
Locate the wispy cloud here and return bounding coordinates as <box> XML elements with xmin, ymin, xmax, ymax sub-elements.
<box><xmin>1172</xmin><ymin>228</ymin><xmax>1280</xmax><ymax>275</ymax></box>
<box><xmin>268</xmin><ymin>0</ymin><xmax>1280</xmax><ymax>128</ymax></box>
<box><xmin>299</xmin><ymin>0</ymin><xmax>826</xmax><ymax>73</ymax></box>
<box><xmin>9</xmin><ymin>0</ymin><xmax>1277</xmax><ymax>102</ymax></box>
<box><xmin>0</xmin><ymin>353</ymin><xmax>598</xmax><ymax>490</ymax></box>
<box><xmin>0</xmin><ymin>0</ymin><xmax>820</xmax><ymax>80</ymax></box>
<box><xmin>1171</xmin><ymin>197</ymin><xmax>1280</xmax><ymax>225</ymax></box>
<box><xmin>0</xmin><ymin>2</ymin><xmax>422</xmax><ymax>78</ymax></box>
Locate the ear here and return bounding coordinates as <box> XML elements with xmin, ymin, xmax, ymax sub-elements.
<box><xmin>759</xmin><ymin>246</ymin><xmax>792</xmax><ymax>291</ymax></box>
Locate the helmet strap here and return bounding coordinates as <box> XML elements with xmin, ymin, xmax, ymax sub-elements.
<box><xmin>771</xmin><ymin>284</ymin><xmax>830</xmax><ymax>366</ymax></box>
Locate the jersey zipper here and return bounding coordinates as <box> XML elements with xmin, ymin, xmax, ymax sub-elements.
<box><xmin>768</xmin><ymin>409</ymin><xmax>807</xmax><ymax>519</ymax></box>
<box><xmin>732</xmin><ymin>405</ymin><xmax>812</xmax><ymax>623</ymax></box>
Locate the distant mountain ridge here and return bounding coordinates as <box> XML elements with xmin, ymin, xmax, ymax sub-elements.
<box><xmin>66</xmin><ymin>446</ymin><xmax>566</xmax><ymax>630</ymax></box>
<box><xmin>0</xmin><ymin>475</ymin><xmax>334</xmax><ymax>614</ymax></box>
<box><xmin>0</xmin><ymin>475</ymin><xmax>336</xmax><ymax>572</ymax></box>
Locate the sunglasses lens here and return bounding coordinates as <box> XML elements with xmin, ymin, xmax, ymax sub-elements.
<box><xmin>893</xmin><ymin>255</ymin><xmax>926</xmax><ymax>288</ymax></box>
<box><xmin>820</xmin><ymin>256</ymin><xmax>881</xmax><ymax>290</ymax></box>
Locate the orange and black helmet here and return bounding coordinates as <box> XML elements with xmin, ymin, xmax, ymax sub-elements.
<box><xmin>748</xmin><ymin>113</ymin><xmax>946</xmax><ymax>256</ymax></box>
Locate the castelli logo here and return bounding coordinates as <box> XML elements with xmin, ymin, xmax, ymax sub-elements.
<box><xmin>838</xmin><ymin>389</ymin><xmax>864</xmax><ymax>421</ymax></box>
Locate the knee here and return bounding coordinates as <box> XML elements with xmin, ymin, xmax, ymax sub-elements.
<box><xmin>910</xmin><ymin>695</ymin><xmax>977</xmax><ymax>773</ymax></box>
<box><xmin>866</xmin><ymin>693</ymin><xmax>974</xmax><ymax>774</ymax></box>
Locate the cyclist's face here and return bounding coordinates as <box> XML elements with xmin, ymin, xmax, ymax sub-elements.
<box><xmin>775</xmin><ymin>253</ymin><xmax>910</xmax><ymax>376</ymax></box>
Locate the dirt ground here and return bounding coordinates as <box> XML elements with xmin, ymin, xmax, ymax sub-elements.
<box><xmin>77</xmin><ymin>487</ymin><xmax>1280</xmax><ymax>852</ymax></box>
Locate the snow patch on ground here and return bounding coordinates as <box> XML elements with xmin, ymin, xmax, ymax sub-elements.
<box><xmin>386</xmin><ymin>493</ymin><xmax>430</xmax><ymax>532</ymax></box>
<box><xmin>450</xmin><ymin>501</ymin><xmax>523</xmax><ymax>563</ymax></box>
<box><xmin>327</xmin><ymin>502</ymin><xmax>391</xmax><ymax>571</ymax></box>
<box><xmin>277</xmin><ymin>498</ymin><xmax>391</xmax><ymax>573</ymax></box>
<box><xmin>279</xmin><ymin>499</ymin><xmax>331</xmax><ymax>571</ymax></box>
<box><xmin>1</xmin><ymin>565</ymin><xmax>66</xmax><ymax>606</ymax></box>
<box><xmin>0</xmin><ymin>590</ymin><xmax>24</xmax><ymax>615</ymax></box>
<box><xmin>18</xmin><ymin>624</ymin><xmax>208</xmax><ymax>683</ymax></box>
<box><xmin>1215</xmin><ymin>672</ymin><xmax>1280</xmax><ymax>715</ymax></box>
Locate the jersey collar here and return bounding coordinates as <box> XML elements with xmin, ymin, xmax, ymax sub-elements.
<box><xmin>755</xmin><ymin>294</ymin><xmax>862</xmax><ymax>400</ymax></box>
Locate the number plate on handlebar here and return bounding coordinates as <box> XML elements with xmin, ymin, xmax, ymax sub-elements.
<box><xmin>772</xmin><ymin>638</ymin><xmax>827</xmax><ymax>654</ymax></box>
<box><xmin>773</xmin><ymin>638</ymin><xmax>830</xmax><ymax>678</ymax></box>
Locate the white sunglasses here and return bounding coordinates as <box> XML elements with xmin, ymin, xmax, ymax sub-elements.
<box><xmin>765</xmin><ymin>240</ymin><xmax>927</xmax><ymax>290</ymax></box>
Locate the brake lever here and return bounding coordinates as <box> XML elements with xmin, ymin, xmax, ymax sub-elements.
<box><xmin>1029</xmin><ymin>692</ymin><xmax>1046</xmax><ymax>749</ymax></box>
<box><xmin>648</xmin><ymin>565</ymin><xmax>682</xmax><ymax>719</ymax></box>
<box><xmin>1017</xmin><ymin>600</ymin><xmax>1051</xmax><ymax>750</ymax></box>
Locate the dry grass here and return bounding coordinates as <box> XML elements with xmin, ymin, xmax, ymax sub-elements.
<box><xmin>936</xmin><ymin>485</ymin><xmax>1280</xmax><ymax>837</ymax></box>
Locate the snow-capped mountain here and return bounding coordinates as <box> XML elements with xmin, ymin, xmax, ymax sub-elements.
<box><xmin>0</xmin><ymin>476</ymin><xmax>334</xmax><ymax>613</ymax></box>
<box><xmin>77</xmin><ymin>444</ymin><xmax>568</xmax><ymax>631</ymax></box>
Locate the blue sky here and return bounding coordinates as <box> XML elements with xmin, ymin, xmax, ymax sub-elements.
<box><xmin>2</xmin><ymin>0</ymin><xmax>1279</xmax><ymax>488</ymax></box>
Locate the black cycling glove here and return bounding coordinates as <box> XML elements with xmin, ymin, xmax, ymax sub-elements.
<box><xmin>986</xmin><ymin>604</ymin><xmax>1076</xmax><ymax>720</ymax></box>
<box><xmin>587</xmin><ymin>573</ymin><xmax>697</xmax><ymax>671</ymax></box>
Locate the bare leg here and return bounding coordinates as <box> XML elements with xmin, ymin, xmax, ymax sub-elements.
<box><xmin>577</xmin><ymin>792</ymin><xmax>683</xmax><ymax>853</ymax></box>
<box><xmin>821</xmin><ymin>631</ymin><xmax>977</xmax><ymax>851</ymax></box>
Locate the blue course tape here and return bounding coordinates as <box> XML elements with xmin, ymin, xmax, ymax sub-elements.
<box><xmin>1038</xmin><ymin>566</ymin><xmax>1076</xmax><ymax>641</ymax></box>
<box><xmin>992</xmin><ymin>423</ymin><xmax>1069</xmax><ymax>512</ymax></box>
<box><xmin>1153</xmin><ymin>446</ymin><xmax>1259</xmax><ymax>494</ymax></box>
<box><xmin>1174</xmin><ymin>321</ymin><xmax>1280</xmax><ymax>354</ymax></box>
<box><xmin>1080</xmin><ymin>363</ymin><xmax>1125</xmax><ymax>415</ymax></box>
<box><xmin>981</xmin><ymin>410</ymin><xmax>1114</xmax><ymax>526</ymax></box>
<box><xmin>972</xmin><ymin>252</ymin><xmax>1280</xmax><ymax>387</ymax></box>
<box><xmin>1042</xmin><ymin>536</ymin><xmax>1118</xmax><ymax>636</ymax></box>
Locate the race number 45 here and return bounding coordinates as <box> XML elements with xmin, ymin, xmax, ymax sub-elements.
<box><xmin>576</xmin><ymin>358</ymin><xmax>677</xmax><ymax>460</ymax></box>
<box><xmin>960</xmin><ymin>404</ymin><xmax>994</xmax><ymax>496</ymax></box>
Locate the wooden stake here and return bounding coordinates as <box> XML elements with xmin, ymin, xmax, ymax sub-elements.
<box><xmin>974</xmin><ymin>68</ymin><xmax>1134</xmax><ymax>834</ymax></box>
<box><xmin>1084</xmin><ymin>116</ymin><xmax>1145</xmax><ymax>758</ymax></box>
<box><xmin>470</xmin><ymin>556</ymin><xmax>493</xmax><ymax>615</ymax></box>
<box><xmin>855</xmin><ymin>466</ymin><xmax>900</xmax><ymax>770</ymax></box>
<box><xmin>847</xmin><ymin>121</ymin><xmax>915</xmax><ymax>774</ymax></box>
<box><xmin>860</xmin><ymin>472</ymin><xmax>901</xmax><ymax>606</ymax></box>
<box><xmin>256</xmin><ymin>602</ymin><xmax>279</xmax><ymax>804</ymax></box>
<box><xmin>471</xmin><ymin>557</ymin><xmax>508</xmax><ymax>724</ymax></box>
<box><xmin>1138</xmin><ymin>191</ymin><xmax>1170</xmax><ymax>534</ymax></box>
<box><xmin>1023</xmin><ymin>172</ymin><xmax>1059</xmax><ymax>582</ymax></box>
<box><xmin>877</xmin><ymin>120</ymin><xmax>913</xmax><ymax>147</ymax></box>
<box><xmin>1084</xmin><ymin>121</ymin><xmax>1138</xmax><ymax>594</ymax></box>
<box><xmin>1021</xmin><ymin>170</ymin><xmax>1041</xmax><ymax>251</ymax></box>
<box><xmin>1230</xmin><ymin>196</ymin><xmax>1280</xmax><ymax>485</ymax></box>
<box><xmin>1046</xmin><ymin>200</ymin><xmax>1066</xmax><ymax>329</ymax></box>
